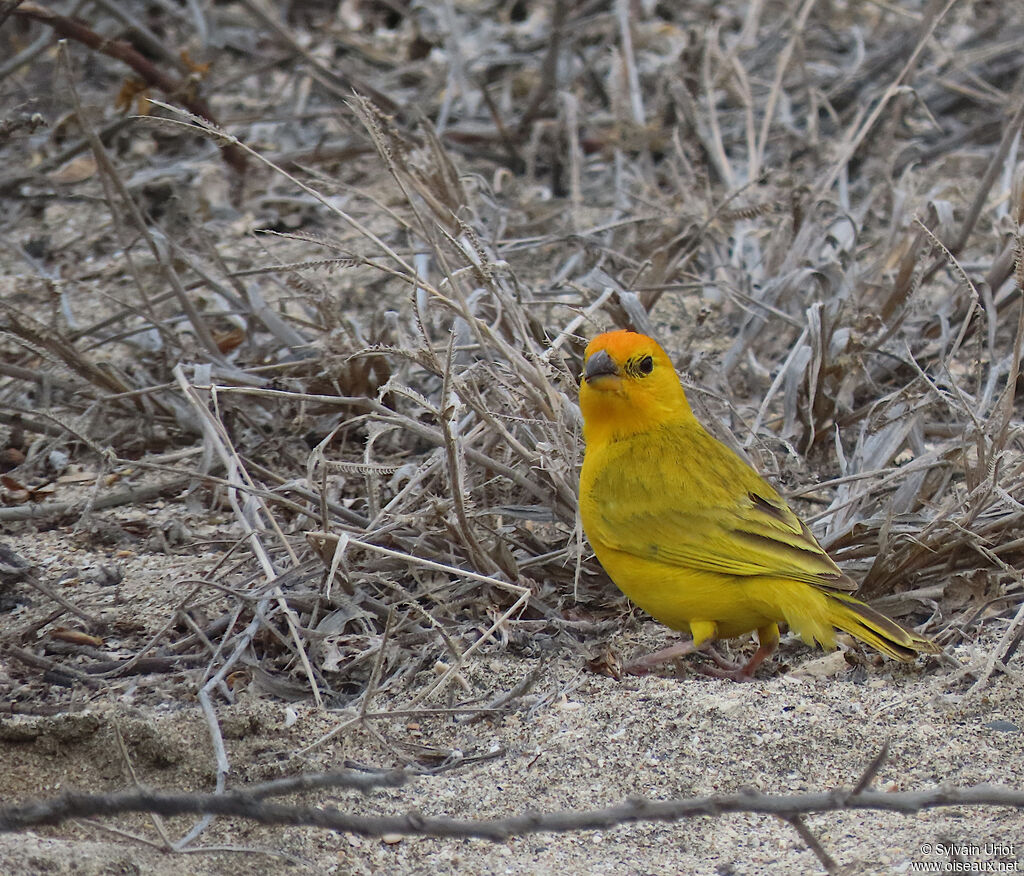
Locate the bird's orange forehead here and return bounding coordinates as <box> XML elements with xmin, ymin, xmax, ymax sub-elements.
<box><xmin>585</xmin><ymin>330</ymin><xmax>668</xmax><ymax>364</ymax></box>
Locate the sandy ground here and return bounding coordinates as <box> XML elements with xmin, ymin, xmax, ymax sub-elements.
<box><xmin>2</xmin><ymin>516</ymin><xmax>1022</xmax><ymax>876</ymax></box>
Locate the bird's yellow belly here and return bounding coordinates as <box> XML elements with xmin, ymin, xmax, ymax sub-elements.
<box><xmin>594</xmin><ymin>544</ymin><xmax>783</xmax><ymax>640</ymax></box>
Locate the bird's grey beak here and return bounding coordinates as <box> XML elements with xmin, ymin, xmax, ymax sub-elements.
<box><xmin>583</xmin><ymin>349</ymin><xmax>619</xmax><ymax>383</ymax></box>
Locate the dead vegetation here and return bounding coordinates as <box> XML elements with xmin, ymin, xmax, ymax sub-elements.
<box><xmin>1</xmin><ymin>0</ymin><xmax>1024</xmax><ymax>869</ymax></box>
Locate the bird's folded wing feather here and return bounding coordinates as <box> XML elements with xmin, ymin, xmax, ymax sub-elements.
<box><xmin>587</xmin><ymin>434</ymin><xmax>855</xmax><ymax>592</ymax></box>
<box><xmin>592</xmin><ymin>495</ymin><xmax>854</xmax><ymax>590</ymax></box>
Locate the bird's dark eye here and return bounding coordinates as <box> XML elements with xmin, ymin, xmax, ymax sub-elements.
<box><xmin>637</xmin><ymin>355</ymin><xmax>654</xmax><ymax>375</ymax></box>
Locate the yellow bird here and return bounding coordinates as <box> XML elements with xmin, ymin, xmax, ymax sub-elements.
<box><xmin>578</xmin><ymin>330</ymin><xmax>938</xmax><ymax>680</ymax></box>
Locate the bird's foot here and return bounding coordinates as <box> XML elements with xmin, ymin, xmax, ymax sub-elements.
<box><xmin>695</xmin><ymin>640</ymin><xmax>776</xmax><ymax>682</ymax></box>
<box><xmin>702</xmin><ymin>645</ymin><xmax>746</xmax><ymax>672</ymax></box>
<box><xmin>695</xmin><ymin>662</ymin><xmax>758</xmax><ymax>682</ymax></box>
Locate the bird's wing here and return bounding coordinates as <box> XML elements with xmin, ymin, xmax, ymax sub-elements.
<box><xmin>586</xmin><ymin>432</ymin><xmax>857</xmax><ymax>593</ymax></box>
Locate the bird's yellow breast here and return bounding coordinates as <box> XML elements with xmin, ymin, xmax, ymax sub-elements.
<box><xmin>579</xmin><ymin>421</ymin><xmax>829</xmax><ymax>643</ymax></box>
<box><xmin>580</xmin><ymin>427</ymin><xmax>757</xmax><ymax>633</ymax></box>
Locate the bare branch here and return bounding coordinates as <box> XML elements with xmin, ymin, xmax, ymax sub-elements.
<box><xmin>2</xmin><ymin>781</ymin><xmax>1021</xmax><ymax>840</ymax></box>
<box><xmin>785</xmin><ymin>815</ymin><xmax>840</xmax><ymax>875</ymax></box>
<box><xmin>851</xmin><ymin>741</ymin><xmax>890</xmax><ymax>795</ymax></box>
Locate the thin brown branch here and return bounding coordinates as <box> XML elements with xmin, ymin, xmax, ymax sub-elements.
<box><xmin>516</xmin><ymin>0</ymin><xmax>569</xmax><ymax>137</ymax></box>
<box><xmin>11</xmin><ymin>1</ymin><xmax>245</xmax><ymax>171</ymax></box>
<box><xmin>0</xmin><ymin>0</ymin><xmax>27</xmax><ymax>29</ymax></box>
<box><xmin>0</xmin><ymin>476</ymin><xmax>191</xmax><ymax>523</ymax></box>
<box><xmin>1</xmin><ymin>781</ymin><xmax>1021</xmax><ymax>838</ymax></box>
<box><xmin>785</xmin><ymin>815</ymin><xmax>840</xmax><ymax>875</ymax></box>
<box><xmin>851</xmin><ymin>740</ymin><xmax>890</xmax><ymax>795</ymax></box>
<box><xmin>949</xmin><ymin>90</ymin><xmax>1024</xmax><ymax>255</ymax></box>
<box><xmin>3</xmin><ymin>643</ymin><xmax>104</xmax><ymax>688</ymax></box>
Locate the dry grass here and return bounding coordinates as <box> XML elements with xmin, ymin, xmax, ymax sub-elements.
<box><xmin>1</xmin><ymin>0</ymin><xmax>1023</xmax><ymax>726</ymax></box>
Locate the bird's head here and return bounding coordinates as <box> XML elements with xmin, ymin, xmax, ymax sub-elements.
<box><xmin>579</xmin><ymin>330</ymin><xmax>693</xmax><ymax>443</ymax></box>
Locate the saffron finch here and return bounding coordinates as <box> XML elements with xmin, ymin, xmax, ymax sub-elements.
<box><xmin>578</xmin><ymin>330</ymin><xmax>939</xmax><ymax>680</ymax></box>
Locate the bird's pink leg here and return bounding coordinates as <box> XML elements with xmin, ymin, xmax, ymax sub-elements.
<box><xmin>623</xmin><ymin>639</ymin><xmax>702</xmax><ymax>674</ymax></box>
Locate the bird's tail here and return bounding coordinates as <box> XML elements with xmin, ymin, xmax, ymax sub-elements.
<box><xmin>827</xmin><ymin>593</ymin><xmax>939</xmax><ymax>661</ymax></box>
